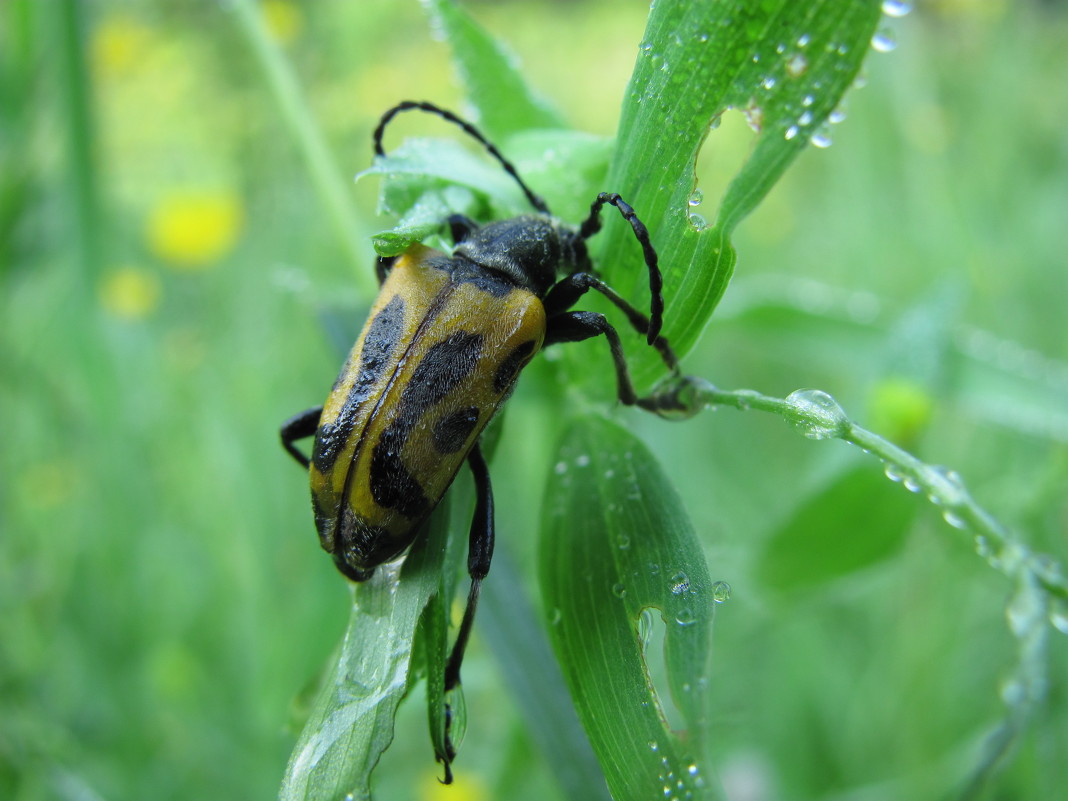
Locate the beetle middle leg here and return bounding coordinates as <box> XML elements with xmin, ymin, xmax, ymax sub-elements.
<box><xmin>543</xmin><ymin>272</ymin><xmax>679</xmax><ymax>373</ymax></box>
<box><xmin>280</xmin><ymin>406</ymin><xmax>322</xmax><ymax>468</ymax></box>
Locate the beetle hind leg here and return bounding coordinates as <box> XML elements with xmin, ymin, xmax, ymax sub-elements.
<box><xmin>436</xmin><ymin>440</ymin><xmax>495</xmax><ymax>782</ymax></box>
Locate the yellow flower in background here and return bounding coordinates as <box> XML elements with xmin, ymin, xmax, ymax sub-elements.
<box><xmin>418</xmin><ymin>769</ymin><xmax>488</xmax><ymax>801</ymax></box>
<box><xmin>148</xmin><ymin>188</ymin><xmax>244</xmax><ymax>270</ymax></box>
<box><xmin>262</xmin><ymin>0</ymin><xmax>304</xmax><ymax>45</ymax></box>
<box><xmin>99</xmin><ymin>266</ymin><xmax>162</xmax><ymax>320</ymax></box>
<box><xmin>91</xmin><ymin>14</ymin><xmax>153</xmax><ymax>78</ymax></box>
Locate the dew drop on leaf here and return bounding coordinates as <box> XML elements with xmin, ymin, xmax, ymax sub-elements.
<box><xmin>711</xmin><ymin>581</ymin><xmax>732</xmax><ymax>603</ymax></box>
<box><xmin>881</xmin><ymin>0</ymin><xmax>912</xmax><ymax>17</ymax></box>
<box><xmin>871</xmin><ymin>28</ymin><xmax>897</xmax><ymax>53</ymax></box>
<box><xmin>784</xmin><ymin>389</ymin><xmax>848</xmax><ymax>439</ymax></box>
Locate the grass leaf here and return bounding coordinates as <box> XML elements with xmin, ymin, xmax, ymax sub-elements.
<box><xmin>420</xmin><ymin>0</ymin><xmax>563</xmax><ymax>139</ymax></box>
<box><xmin>539</xmin><ymin>416</ymin><xmax>718</xmax><ymax>801</ymax></box>
<box><xmin>280</xmin><ymin>503</ymin><xmax>451</xmax><ymax>801</ymax></box>
<box><xmin>598</xmin><ymin>0</ymin><xmax>883</xmax><ymax>383</ymax></box>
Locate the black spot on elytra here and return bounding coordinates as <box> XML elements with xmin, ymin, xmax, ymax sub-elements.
<box><xmin>370</xmin><ymin>428</ymin><xmax>430</xmax><ymax>519</ymax></box>
<box><xmin>401</xmin><ymin>331</ymin><xmax>484</xmax><ymax>410</ymax></box>
<box><xmin>432</xmin><ymin>406</ymin><xmax>481</xmax><ymax>454</ymax></box>
<box><xmin>493</xmin><ymin>340</ymin><xmax>537</xmax><ymax>393</ymax></box>
<box><xmin>312</xmin><ymin>296</ymin><xmax>405</xmax><ymax>474</ymax></box>
<box><xmin>369</xmin><ymin>330</ymin><xmax>484</xmax><ymax>517</ymax></box>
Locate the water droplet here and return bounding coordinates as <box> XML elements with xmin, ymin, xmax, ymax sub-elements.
<box><xmin>999</xmin><ymin>678</ymin><xmax>1025</xmax><ymax>706</ymax></box>
<box><xmin>884</xmin><ymin>463</ymin><xmax>905</xmax><ymax>483</ymax></box>
<box><xmin>612</xmin><ymin>582</ymin><xmax>627</xmax><ymax>599</ymax></box>
<box><xmin>698</xmin><ymin>32</ymin><xmax>710</xmax><ymax>43</ymax></box>
<box><xmin>797</xmin><ymin>33</ymin><xmax>811</xmax><ymax>47</ymax></box>
<box><xmin>1006</xmin><ymin>579</ymin><xmax>1044</xmax><ymax>637</ymax></box>
<box><xmin>712</xmin><ymin>581</ymin><xmax>732</xmax><ymax>603</ymax></box>
<box><xmin>903</xmin><ymin>476</ymin><xmax>921</xmax><ymax>494</ymax></box>
<box><xmin>670</xmin><ymin>572</ymin><xmax>691</xmax><ymax>594</ymax></box>
<box><xmin>675</xmin><ymin>607</ymin><xmax>697</xmax><ymax>626</ymax></box>
<box><xmin>648</xmin><ymin>739</ymin><xmax>659</xmax><ymax>752</ymax></box>
<box><xmin>926</xmin><ymin>465</ymin><xmax>967</xmax><ymax>506</ymax></box>
<box><xmin>688</xmin><ymin>189</ymin><xmax>704</xmax><ymax>206</ymax></box>
<box><xmin>784</xmin><ymin>389</ymin><xmax>848</xmax><ymax>439</ymax></box>
<box><xmin>554</xmin><ymin>461</ymin><xmax>567</xmax><ymax>475</ymax></box>
<box><xmin>798</xmin><ymin>110</ymin><xmax>813</xmax><ymax>126</ymax></box>
<box><xmin>648</xmin><ymin>562</ymin><xmax>661</xmax><ymax>575</ymax></box>
<box><xmin>638</xmin><ymin>608</ymin><xmax>654</xmax><ymax>648</ymax></box>
<box><xmin>1049</xmin><ymin>601</ymin><xmax>1068</xmax><ymax>635</ymax></box>
<box><xmin>550</xmin><ymin>607</ymin><xmax>562</xmax><ymax>625</ymax></box>
<box><xmin>810</xmin><ymin>127</ymin><xmax>833</xmax><ymax>148</ymax></box>
<box><xmin>801</xmin><ymin>94</ymin><xmax>814</xmax><ymax>107</ymax></box>
<box><xmin>617</xmin><ymin>534</ymin><xmax>631</xmax><ymax>550</ymax></box>
<box><xmin>687</xmin><ymin>212</ymin><xmax>708</xmax><ymax>230</ymax></box>
<box><xmin>881</xmin><ymin>0</ymin><xmax>912</xmax><ymax>17</ymax></box>
<box><xmin>974</xmin><ymin>534</ymin><xmax>992</xmax><ymax>559</ymax></box>
<box><xmin>575</xmin><ymin>454</ymin><xmax>590</xmax><ymax>467</ymax></box>
<box><xmin>786</xmin><ymin>53</ymin><xmax>808</xmax><ymax>77</ymax></box>
<box><xmin>871</xmin><ymin>28</ymin><xmax>897</xmax><ymax>53</ymax></box>
<box><xmin>829</xmin><ymin>106</ymin><xmax>847</xmax><ymax>124</ymax></box>
<box><xmin>784</xmin><ymin>125</ymin><xmax>799</xmax><ymax>140</ymax></box>
<box><xmin>942</xmin><ymin>510</ymin><xmax>967</xmax><ymax>530</ymax></box>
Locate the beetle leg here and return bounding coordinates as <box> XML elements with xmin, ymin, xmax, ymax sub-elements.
<box><xmin>375</xmin><ymin>255</ymin><xmax>397</xmax><ymax>285</ymax></box>
<box><xmin>436</xmin><ymin>441</ymin><xmax>494</xmax><ymax>780</ymax></box>
<box><xmin>576</xmin><ymin>192</ymin><xmax>664</xmax><ymax>344</ymax></box>
<box><xmin>444</xmin><ymin>440</ymin><xmax>495</xmax><ymax>692</ymax></box>
<box><xmin>446</xmin><ymin>214</ymin><xmax>480</xmax><ymax>245</ymax></box>
<box><xmin>544</xmin><ymin>311</ymin><xmax>640</xmax><ymax>406</ymax></box>
<box><xmin>279</xmin><ymin>407</ymin><xmax>322</xmax><ymax>468</ymax></box>
<box><xmin>544</xmin><ymin>272</ymin><xmax>679</xmax><ymax>372</ymax></box>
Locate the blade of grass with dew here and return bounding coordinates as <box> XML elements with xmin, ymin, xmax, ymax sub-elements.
<box><xmin>540</xmin><ymin>416</ymin><xmax>718</xmax><ymax>801</ymax></box>
<box><xmin>229</xmin><ymin>0</ymin><xmax>372</xmax><ymax>297</ymax></box>
<box><xmin>678</xmin><ymin>378</ymin><xmax>1068</xmax><ymax>797</ymax></box>
<box><xmin>597</xmin><ymin>0</ymin><xmax>884</xmax><ymax>386</ymax></box>
<box><xmin>280</xmin><ymin>501</ymin><xmax>451</xmax><ymax>801</ymax></box>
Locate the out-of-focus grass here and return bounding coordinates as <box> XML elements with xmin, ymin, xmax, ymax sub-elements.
<box><xmin>0</xmin><ymin>1</ymin><xmax>1065</xmax><ymax>800</ymax></box>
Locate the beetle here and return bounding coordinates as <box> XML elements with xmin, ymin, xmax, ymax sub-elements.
<box><xmin>280</xmin><ymin>100</ymin><xmax>688</xmax><ymax>779</ymax></box>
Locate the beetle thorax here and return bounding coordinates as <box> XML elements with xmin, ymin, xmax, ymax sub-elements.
<box><xmin>453</xmin><ymin>215</ymin><xmax>589</xmax><ymax>298</ymax></box>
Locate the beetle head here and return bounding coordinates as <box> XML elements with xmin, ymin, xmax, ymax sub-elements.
<box><xmin>454</xmin><ymin>215</ymin><xmax>591</xmax><ymax>297</ymax></box>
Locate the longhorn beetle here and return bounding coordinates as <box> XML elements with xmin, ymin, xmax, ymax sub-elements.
<box><xmin>281</xmin><ymin>100</ymin><xmax>688</xmax><ymax>781</ymax></box>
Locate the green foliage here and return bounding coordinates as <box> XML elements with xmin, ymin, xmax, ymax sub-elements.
<box><xmin>540</xmin><ymin>416</ymin><xmax>716</xmax><ymax>801</ymax></box>
<box><xmin>2</xmin><ymin>1</ymin><xmax>1066</xmax><ymax>801</ymax></box>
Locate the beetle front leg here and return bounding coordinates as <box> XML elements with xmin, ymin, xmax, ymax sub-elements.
<box><xmin>446</xmin><ymin>214</ymin><xmax>480</xmax><ymax>245</ymax></box>
<box><xmin>280</xmin><ymin>406</ymin><xmax>322</xmax><ymax>468</ymax></box>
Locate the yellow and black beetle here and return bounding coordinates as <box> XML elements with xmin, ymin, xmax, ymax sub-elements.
<box><xmin>281</xmin><ymin>100</ymin><xmax>686</xmax><ymax>778</ymax></box>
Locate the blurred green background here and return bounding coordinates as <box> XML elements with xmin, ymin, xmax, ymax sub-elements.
<box><xmin>2</xmin><ymin>1</ymin><xmax>1066</xmax><ymax>799</ymax></box>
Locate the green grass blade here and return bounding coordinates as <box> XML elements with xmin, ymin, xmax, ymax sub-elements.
<box><xmin>598</xmin><ymin>0</ymin><xmax>883</xmax><ymax>382</ymax></box>
<box><xmin>280</xmin><ymin>505</ymin><xmax>451</xmax><ymax>801</ymax></box>
<box><xmin>229</xmin><ymin>0</ymin><xmax>373</xmax><ymax>295</ymax></box>
<box><xmin>421</xmin><ymin>0</ymin><xmax>563</xmax><ymax>139</ymax></box>
<box><xmin>539</xmin><ymin>416</ymin><xmax>718</xmax><ymax>801</ymax></box>
<box><xmin>480</xmin><ymin>543</ymin><xmax>611</xmax><ymax>801</ymax></box>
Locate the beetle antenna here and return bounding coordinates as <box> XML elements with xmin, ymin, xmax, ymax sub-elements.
<box><xmin>373</xmin><ymin>100</ymin><xmax>551</xmax><ymax>215</ymax></box>
<box><xmin>578</xmin><ymin>192</ymin><xmax>665</xmax><ymax>344</ymax></box>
